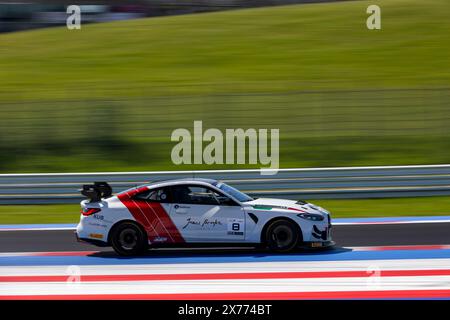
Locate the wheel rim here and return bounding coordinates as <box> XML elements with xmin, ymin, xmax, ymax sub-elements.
<box><xmin>118</xmin><ymin>228</ymin><xmax>138</xmax><ymax>250</ymax></box>
<box><xmin>271</xmin><ymin>225</ymin><xmax>294</xmax><ymax>248</ymax></box>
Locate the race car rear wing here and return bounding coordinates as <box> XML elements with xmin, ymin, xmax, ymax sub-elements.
<box><xmin>80</xmin><ymin>182</ymin><xmax>113</xmax><ymax>202</ymax></box>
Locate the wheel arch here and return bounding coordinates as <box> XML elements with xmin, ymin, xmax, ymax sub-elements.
<box><xmin>107</xmin><ymin>219</ymin><xmax>147</xmax><ymax>245</ymax></box>
<box><xmin>260</xmin><ymin>216</ymin><xmax>303</xmax><ymax>244</ymax></box>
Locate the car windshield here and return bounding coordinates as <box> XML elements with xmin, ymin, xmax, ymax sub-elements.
<box><xmin>213</xmin><ymin>182</ymin><xmax>254</xmax><ymax>203</ymax></box>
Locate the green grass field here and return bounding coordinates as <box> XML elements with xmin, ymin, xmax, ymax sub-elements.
<box><xmin>1</xmin><ymin>196</ymin><xmax>450</xmax><ymax>224</ymax></box>
<box><xmin>0</xmin><ymin>0</ymin><xmax>449</xmax><ymax>172</ymax></box>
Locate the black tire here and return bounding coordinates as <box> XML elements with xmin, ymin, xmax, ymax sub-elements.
<box><xmin>110</xmin><ymin>222</ymin><xmax>148</xmax><ymax>256</ymax></box>
<box><xmin>265</xmin><ymin>220</ymin><xmax>301</xmax><ymax>253</ymax></box>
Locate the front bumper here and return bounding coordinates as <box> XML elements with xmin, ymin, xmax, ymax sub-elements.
<box><xmin>310</xmin><ymin>213</ymin><xmax>332</xmax><ymax>241</ymax></box>
<box><xmin>302</xmin><ymin>240</ymin><xmax>335</xmax><ymax>249</ymax></box>
<box><xmin>302</xmin><ymin>214</ymin><xmax>333</xmax><ymax>248</ymax></box>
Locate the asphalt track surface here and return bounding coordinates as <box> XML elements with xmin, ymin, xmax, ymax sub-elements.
<box><xmin>1</xmin><ymin>223</ymin><xmax>449</xmax><ymax>253</ymax></box>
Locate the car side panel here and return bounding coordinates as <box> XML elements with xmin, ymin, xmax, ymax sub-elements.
<box><xmin>169</xmin><ymin>204</ymin><xmax>246</xmax><ymax>242</ymax></box>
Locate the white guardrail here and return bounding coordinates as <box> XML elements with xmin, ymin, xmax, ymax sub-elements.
<box><xmin>1</xmin><ymin>165</ymin><xmax>450</xmax><ymax>204</ymax></box>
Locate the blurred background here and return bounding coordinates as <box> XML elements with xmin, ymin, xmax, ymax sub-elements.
<box><xmin>0</xmin><ymin>0</ymin><xmax>449</xmax><ymax>173</ymax></box>
<box><xmin>0</xmin><ymin>0</ymin><xmax>335</xmax><ymax>33</ymax></box>
<box><xmin>0</xmin><ymin>0</ymin><xmax>449</xmax><ymax>222</ymax></box>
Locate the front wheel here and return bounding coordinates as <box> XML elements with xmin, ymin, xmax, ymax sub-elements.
<box><xmin>265</xmin><ymin>220</ymin><xmax>301</xmax><ymax>253</ymax></box>
<box><xmin>110</xmin><ymin>222</ymin><xmax>148</xmax><ymax>256</ymax></box>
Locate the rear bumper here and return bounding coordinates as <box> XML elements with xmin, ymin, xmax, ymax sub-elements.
<box><xmin>75</xmin><ymin>232</ymin><xmax>109</xmax><ymax>247</ymax></box>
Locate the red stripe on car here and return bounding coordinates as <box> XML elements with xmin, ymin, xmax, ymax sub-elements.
<box><xmin>117</xmin><ymin>187</ymin><xmax>185</xmax><ymax>244</ymax></box>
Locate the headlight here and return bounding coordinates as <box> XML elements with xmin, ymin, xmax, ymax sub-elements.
<box><xmin>297</xmin><ymin>213</ymin><xmax>324</xmax><ymax>221</ymax></box>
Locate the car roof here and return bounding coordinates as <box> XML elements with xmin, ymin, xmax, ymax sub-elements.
<box><xmin>146</xmin><ymin>178</ymin><xmax>219</xmax><ymax>189</ymax></box>
<box><xmin>114</xmin><ymin>178</ymin><xmax>220</xmax><ymax>197</ymax></box>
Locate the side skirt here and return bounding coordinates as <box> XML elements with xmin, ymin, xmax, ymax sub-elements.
<box><xmin>147</xmin><ymin>242</ymin><xmax>262</xmax><ymax>249</ymax></box>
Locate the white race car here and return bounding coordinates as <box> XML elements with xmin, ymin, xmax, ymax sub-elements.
<box><xmin>76</xmin><ymin>179</ymin><xmax>334</xmax><ymax>256</ymax></box>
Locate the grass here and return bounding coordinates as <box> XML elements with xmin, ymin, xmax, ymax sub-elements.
<box><xmin>0</xmin><ymin>0</ymin><xmax>449</xmax><ymax>172</ymax></box>
<box><xmin>1</xmin><ymin>196</ymin><xmax>450</xmax><ymax>224</ymax></box>
<box><xmin>1</xmin><ymin>0</ymin><xmax>448</xmax><ymax>100</ymax></box>
<box><xmin>0</xmin><ymin>204</ymin><xmax>79</xmax><ymax>224</ymax></box>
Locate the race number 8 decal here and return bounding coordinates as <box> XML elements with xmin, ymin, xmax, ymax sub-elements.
<box><xmin>227</xmin><ymin>218</ymin><xmax>244</xmax><ymax>236</ymax></box>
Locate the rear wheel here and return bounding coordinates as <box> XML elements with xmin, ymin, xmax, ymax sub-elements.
<box><xmin>110</xmin><ymin>222</ymin><xmax>148</xmax><ymax>256</ymax></box>
<box><xmin>265</xmin><ymin>220</ymin><xmax>300</xmax><ymax>253</ymax></box>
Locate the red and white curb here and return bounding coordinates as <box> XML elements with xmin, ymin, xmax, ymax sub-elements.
<box><xmin>1</xmin><ymin>257</ymin><xmax>450</xmax><ymax>299</ymax></box>
<box><xmin>2</xmin><ymin>244</ymin><xmax>450</xmax><ymax>257</ymax></box>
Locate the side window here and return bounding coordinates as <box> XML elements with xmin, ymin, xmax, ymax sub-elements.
<box><xmin>134</xmin><ymin>187</ymin><xmax>171</xmax><ymax>203</ymax></box>
<box><xmin>214</xmin><ymin>192</ymin><xmax>239</xmax><ymax>206</ymax></box>
<box><xmin>171</xmin><ymin>185</ymin><xmax>221</xmax><ymax>205</ymax></box>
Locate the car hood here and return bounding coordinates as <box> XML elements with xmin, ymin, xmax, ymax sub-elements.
<box><xmin>244</xmin><ymin>197</ymin><xmax>329</xmax><ymax>215</ymax></box>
